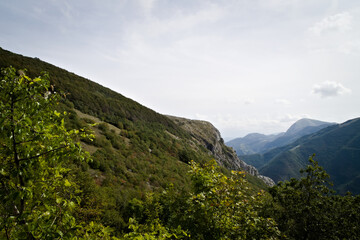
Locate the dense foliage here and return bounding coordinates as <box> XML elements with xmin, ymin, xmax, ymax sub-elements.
<box><xmin>121</xmin><ymin>156</ymin><xmax>360</xmax><ymax>239</ymax></box>
<box><xmin>122</xmin><ymin>160</ymin><xmax>280</xmax><ymax>239</ymax></box>
<box><xmin>268</xmin><ymin>155</ymin><xmax>360</xmax><ymax>239</ymax></box>
<box><xmin>0</xmin><ymin>67</ymin><xmax>117</xmax><ymax>239</ymax></box>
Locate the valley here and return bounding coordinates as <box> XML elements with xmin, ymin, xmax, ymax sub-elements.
<box><xmin>227</xmin><ymin>118</ymin><xmax>360</xmax><ymax>194</ymax></box>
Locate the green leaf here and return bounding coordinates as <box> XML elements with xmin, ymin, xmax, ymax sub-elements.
<box><xmin>64</xmin><ymin>179</ymin><xmax>72</xmax><ymax>187</ymax></box>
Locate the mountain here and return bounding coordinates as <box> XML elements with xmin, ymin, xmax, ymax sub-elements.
<box><xmin>257</xmin><ymin>118</ymin><xmax>360</xmax><ymax>194</ymax></box>
<box><xmin>0</xmin><ymin>47</ymin><xmax>272</xmax><ymax>182</ymax></box>
<box><xmin>0</xmin><ymin>47</ymin><xmax>272</xmax><ymax>230</ymax></box>
<box><xmin>227</xmin><ymin>118</ymin><xmax>335</xmax><ymax>157</ymax></box>
<box><xmin>262</xmin><ymin>119</ymin><xmax>335</xmax><ymax>151</ymax></box>
<box><xmin>286</xmin><ymin>118</ymin><xmax>331</xmax><ymax>136</ymax></box>
<box><xmin>227</xmin><ymin>133</ymin><xmax>283</xmax><ymax>155</ymax></box>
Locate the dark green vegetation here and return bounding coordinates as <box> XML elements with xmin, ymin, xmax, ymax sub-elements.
<box><xmin>268</xmin><ymin>155</ymin><xmax>360</xmax><ymax>239</ymax></box>
<box><xmin>1</xmin><ymin>48</ymin><xmax>360</xmax><ymax>239</ymax></box>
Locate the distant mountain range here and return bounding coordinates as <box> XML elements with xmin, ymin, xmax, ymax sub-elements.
<box><xmin>227</xmin><ymin>118</ymin><xmax>335</xmax><ymax>155</ymax></box>
<box><xmin>229</xmin><ymin>118</ymin><xmax>360</xmax><ymax>194</ymax></box>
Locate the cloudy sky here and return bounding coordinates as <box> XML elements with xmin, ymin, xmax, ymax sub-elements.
<box><xmin>1</xmin><ymin>0</ymin><xmax>360</xmax><ymax>139</ymax></box>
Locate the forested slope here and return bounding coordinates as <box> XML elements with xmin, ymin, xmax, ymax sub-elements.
<box><xmin>0</xmin><ymin>47</ymin><xmax>267</xmax><ymax>233</ymax></box>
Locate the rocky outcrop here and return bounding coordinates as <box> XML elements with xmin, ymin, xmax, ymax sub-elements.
<box><xmin>167</xmin><ymin>116</ymin><xmax>275</xmax><ymax>187</ymax></box>
<box><xmin>257</xmin><ymin>175</ymin><xmax>275</xmax><ymax>187</ymax></box>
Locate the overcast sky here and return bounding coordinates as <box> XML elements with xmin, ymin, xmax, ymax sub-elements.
<box><xmin>1</xmin><ymin>0</ymin><xmax>360</xmax><ymax>139</ymax></box>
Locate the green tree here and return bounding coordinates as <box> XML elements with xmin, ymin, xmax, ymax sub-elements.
<box><xmin>0</xmin><ymin>67</ymin><xmax>95</xmax><ymax>239</ymax></box>
<box><xmin>269</xmin><ymin>154</ymin><xmax>360</xmax><ymax>239</ymax></box>
<box><xmin>125</xmin><ymin>160</ymin><xmax>280</xmax><ymax>239</ymax></box>
<box><xmin>182</xmin><ymin>160</ymin><xmax>279</xmax><ymax>240</ymax></box>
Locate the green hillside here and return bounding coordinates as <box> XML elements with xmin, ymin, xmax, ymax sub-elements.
<box><xmin>0</xmin><ymin>47</ymin><xmax>182</xmax><ymax>129</ymax></box>
<box><xmin>259</xmin><ymin>118</ymin><xmax>360</xmax><ymax>194</ymax></box>
<box><xmin>0</xmin><ymin>48</ymin><xmax>207</xmax><ymax>228</ymax></box>
<box><xmin>0</xmin><ymin>47</ymin><xmax>267</xmax><ymax>233</ymax></box>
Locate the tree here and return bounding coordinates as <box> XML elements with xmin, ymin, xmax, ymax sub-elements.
<box><xmin>0</xmin><ymin>66</ymin><xmax>94</xmax><ymax>239</ymax></box>
<box><xmin>182</xmin><ymin>160</ymin><xmax>279</xmax><ymax>239</ymax></box>
<box><xmin>269</xmin><ymin>154</ymin><xmax>360</xmax><ymax>239</ymax></box>
<box><xmin>125</xmin><ymin>160</ymin><xmax>280</xmax><ymax>239</ymax></box>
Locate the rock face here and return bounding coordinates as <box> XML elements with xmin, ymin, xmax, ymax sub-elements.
<box><xmin>167</xmin><ymin>116</ymin><xmax>275</xmax><ymax>187</ymax></box>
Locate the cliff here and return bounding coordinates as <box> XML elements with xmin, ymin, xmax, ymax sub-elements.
<box><xmin>167</xmin><ymin>116</ymin><xmax>275</xmax><ymax>186</ymax></box>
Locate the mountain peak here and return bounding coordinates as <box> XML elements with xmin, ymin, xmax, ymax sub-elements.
<box><xmin>285</xmin><ymin>118</ymin><xmax>334</xmax><ymax>136</ymax></box>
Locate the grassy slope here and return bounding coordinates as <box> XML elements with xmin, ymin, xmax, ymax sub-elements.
<box><xmin>0</xmin><ymin>47</ymin><xmax>269</xmax><ymax>232</ymax></box>
<box><xmin>0</xmin><ymin>47</ymin><xmax>207</xmax><ymax>229</ymax></box>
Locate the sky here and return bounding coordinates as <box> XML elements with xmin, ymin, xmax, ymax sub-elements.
<box><xmin>1</xmin><ymin>0</ymin><xmax>360</xmax><ymax>139</ymax></box>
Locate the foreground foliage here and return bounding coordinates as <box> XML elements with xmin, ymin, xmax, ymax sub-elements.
<box><xmin>268</xmin><ymin>155</ymin><xmax>360</xmax><ymax>239</ymax></box>
<box><xmin>0</xmin><ymin>67</ymin><xmax>116</xmax><ymax>239</ymax></box>
<box><xmin>123</xmin><ymin>160</ymin><xmax>280</xmax><ymax>239</ymax></box>
<box><xmin>123</xmin><ymin>156</ymin><xmax>360</xmax><ymax>240</ymax></box>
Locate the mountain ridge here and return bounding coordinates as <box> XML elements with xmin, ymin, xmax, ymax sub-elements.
<box><xmin>227</xmin><ymin>118</ymin><xmax>336</xmax><ymax>156</ymax></box>
<box><xmin>251</xmin><ymin>118</ymin><xmax>360</xmax><ymax>194</ymax></box>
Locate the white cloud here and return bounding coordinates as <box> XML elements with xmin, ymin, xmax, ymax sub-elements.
<box><xmin>312</xmin><ymin>81</ymin><xmax>351</xmax><ymax>98</ymax></box>
<box><xmin>2</xmin><ymin>0</ymin><xmax>359</xmax><ymax>138</ymax></box>
<box><xmin>194</xmin><ymin>113</ymin><xmax>209</xmax><ymax>121</ymax></box>
<box><xmin>130</xmin><ymin>3</ymin><xmax>225</xmax><ymax>40</ymax></box>
<box><xmin>244</xmin><ymin>99</ymin><xmax>255</xmax><ymax>105</ymax></box>
<box><xmin>338</xmin><ymin>41</ymin><xmax>360</xmax><ymax>55</ymax></box>
<box><xmin>137</xmin><ymin>0</ymin><xmax>157</xmax><ymax>17</ymax></box>
<box><xmin>278</xmin><ymin>114</ymin><xmax>309</xmax><ymax>123</ymax></box>
<box><xmin>309</xmin><ymin>12</ymin><xmax>352</xmax><ymax>36</ymax></box>
<box><xmin>275</xmin><ymin>98</ymin><xmax>291</xmax><ymax>105</ymax></box>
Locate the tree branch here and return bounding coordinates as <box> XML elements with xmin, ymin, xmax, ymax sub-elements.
<box><xmin>18</xmin><ymin>145</ymin><xmax>69</xmax><ymax>162</ymax></box>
